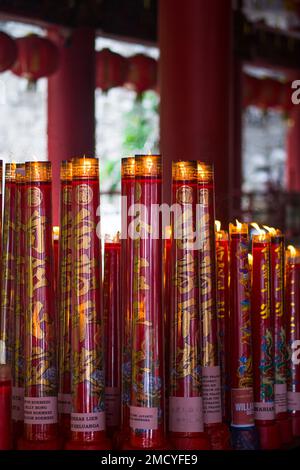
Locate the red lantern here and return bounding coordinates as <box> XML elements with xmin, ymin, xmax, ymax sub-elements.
<box><xmin>243</xmin><ymin>74</ymin><xmax>262</xmax><ymax>108</ymax></box>
<box><xmin>12</xmin><ymin>34</ymin><xmax>59</xmax><ymax>81</ymax></box>
<box><xmin>257</xmin><ymin>78</ymin><xmax>282</xmax><ymax>109</ymax></box>
<box><xmin>126</xmin><ymin>54</ymin><xmax>157</xmax><ymax>93</ymax></box>
<box><xmin>96</xmin><ymin>48</ymin><xmax>128</xmax><ymax>91</ymax></box>
<box><xmin>0</xmin><ymin>32</ymin><xmax>17</xmax><ymax>72</ymax></box>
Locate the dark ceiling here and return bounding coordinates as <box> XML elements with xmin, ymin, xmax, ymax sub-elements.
<box><xmin>0</xmin><ymin>0</ymin><xmax>300</xmax><ymax>71</ymax></box>
<box><xmin>0</xmin><ymin>0</ymin><xmax>158</xmax><ymax>42</ymax></box>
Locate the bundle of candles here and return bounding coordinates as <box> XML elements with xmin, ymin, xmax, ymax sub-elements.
<box><xmin>0</xmin><ymin>156</ymin><xmax>299</xmax><ymax>451</ymax></box>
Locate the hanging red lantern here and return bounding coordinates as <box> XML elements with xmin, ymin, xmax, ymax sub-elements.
<box><xmin>243</xmin><ymin>74</ymin><xmax>262</xmax><ymax>108</ymax></box>
<box><xmin>125</xmin><ymin>53</ymin><xmax>157</xmax><ymax>94</ymax></box>
<box><xmin>0</xmin><ymin>32</ymin><xmax>17</xmax><ymax>72</ymax></box>
<box><xmin>277</xmin><ymin>82</ymin><xmax>295</xmax><ymax>113</ymax></box>
<box><xmin>257</xmin><ymin>78</ymin><xmax>282</xmax><ymax>109</ymax></box>
<box><xmin>11</xmin><ymin>34</ymin><xmax>59</xmax><ymax>81</ymax></box>
<box><xmin>96</xmin><ymin>48</ymin><xmax>128</xmax><ymax>91</ymax></box>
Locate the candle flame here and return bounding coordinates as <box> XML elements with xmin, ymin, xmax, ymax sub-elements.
<box><xmin>215</xmin><ymin>220</ymin><xmax>221</xmax><ymax>232</ymax></box>
<box><xmin>287</xmin><ymin>245</ymin><xmax>296</xmax><ymax>257</ymax></box>
<box><xmin>248</xmin><ymin>253</ymin><xmax>253</xmax><ymax>266</ymax></box>
<box><xmin>165</xmin><ymin>225</ymin><xmax>172</xmax><ymax>239</ymax></box>
<box><xmin>114</xmin><ymin>231</ymin><xmax>120</xmax><ymax>243</ymax></box>
<box><xmin>263</xmin><ymin>225</ymin><xmax>277</xmax><ymax>236</ymax></box>
<box><xmin>251</xmin><ymin>222</ymin><xmax>264</xmax><ymax>235</ymax></box>
<box><xmin>236</xmin><ymin>219</ymin><xmax>242</xmax><ymax>230</ymax></box>
<box><xmin>145</xmin><ymin>156</ymin><xmax>154</xmax><ymax>172</ymax></box>
<box><xmin>53</xmin><ymin>226</ymin><xmax>60</xmax><ymax>240</ymax></box>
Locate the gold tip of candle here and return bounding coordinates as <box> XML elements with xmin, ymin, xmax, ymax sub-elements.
<box><xmin>25</xmin><ymin>161</ymin><xmax>52</xmax><ymax>182</ymax></box>
<box><xmin>134</xmin><ymin>154</ymin><xmax>162</xmax><ymax>177</ymax></box>
<box><xmin>172</xmin><ymin>161</ymin><xmax>198</xmax><ymax>181</ymax></box>
<box><xmin>216</xmin><ymin>230</ymin><xmax>228</xmax><ymax>241</ymax></box>
<box><xmin>5</xmin><ymin>162</ymin><xmax>16</xmax><ymax>180</ymax></box>
<box><xmin>121</xmin><ymin>156</ymin><xmax>135</xmax><ymax>178</ymax></box>
<box><xmin>248</xmin><ymin>253</ymin><xmax>253</xmax><ymax>266</ymax></box>
<box><xmin>15</xmin><ymin>163</ymin><xmax>26</xmax><ymax>182</ymax></box>
<box><xmin>72</xmin><ymin>157</ymin><xmax>99</xmax><ymax>179</ymax></box>
<box><xmin>197</xmin><ymin>162</ymin><xmax>214</xmax><ymax>182</ymax></box>
<box><xmin>229</xmin><ymin>220</ymin><xmax>248</xmax><ymax>235</ymax></box>
<box><xmin>60</xmin><ymin>160</ymin><xmax>72</xmax><ymax>181</ymax></box>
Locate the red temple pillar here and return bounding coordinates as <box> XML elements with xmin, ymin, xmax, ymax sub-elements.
<box><xmin>159</xmin><ymin>0</ymin><xmax>233</xmax><ymax>223</ymax></box>
<box><xmin>287</xmin><ymin>106</ymin><xmax>300</xmax><ymax>192</ymax></box>
<box><xmin>47</xmin><ymin>27</ymin><xmax>95</xmax><ymax>225</ymax></box>
<box><xmin>230</xmin><ymin>59</ymin><xmax>243</xmax><ymax>219</ymax></box>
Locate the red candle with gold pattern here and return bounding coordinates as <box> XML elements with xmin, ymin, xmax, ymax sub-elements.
<box><xmin>12</xmin><ymin>164</ymin><xmax>26</xmax><ymax>445</ymax></box>
<box><xmin>267</xmin><ymin>229</ymin><xmax>293</xmax><ymax>444</ymax></box>
<box><xmin>18</xmin><ymin>161</ymin><xmax>59</xmax><ymax>450</ymax></box>
<box><xmin>57</xmin><ymin>161</ymin><xmax>72</xmax><ymax>439</ymax></box>
<box><xmin>164</xmin><ymin>225</ymin><xmax>171</xmax><ymax>434</ymax></box>
<box><xmin>117</xmin><ymin>157</ymin><xmax>135</xmax><ymax>448</ymax></box>
<box><xmin>286</xmin><ymin>246</ymin><xmax>300</xmax><ymax>438</ymax></box>
<box><xmin>0</xmin><ymin>163</ymin><xmax>16</xmax><ymax>366</ymax></box>
<box><xmin>197</xmin><ymin>162</ymin><xmax>230</xmax><ymax>450</ymax></box>
<box><xmin>215</xmin><ymin>223</ymin><xmax>230</xmax><ymax>424</ymax></box>
<box><xmin>251</xmin><ymin>226</ymin><xmax>280</xmax><ymax>449</ymax></box>
<box><xmin>53</xmin><ymin>226</ymin><xmax>60</xmax><ymax>290</ymax></box>
<box><xmin>128</xmin><ymin>155</ymin><xmax>166</xmax><ymax>450</ymax></box>
<box><xmin>229</xmin><ymin>222</ymin><xmax>258</xmax><ymax>449</ymax></box>
<box><xmin>65</xmin><ymin>157</ymin><xmax>110</xmax><ymax>450</ymax></box>
<box><xmin>104</xmin><ymin>234</ymin><xmax>121</xmax><ymax>438</ymax></box>
<box><xmin>169</xmin><ymin>161</ymin><xmax>210</xmax><ymax>450</ymax></box>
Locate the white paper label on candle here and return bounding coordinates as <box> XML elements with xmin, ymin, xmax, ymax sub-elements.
<box><xmin>202</xmin><ymin>366</ymin><xmax>222</xmax><ymax>424</ymax></box>
<box><xmin>130</xmin><ymin>406</ymin><xmax>158</xmax><ymax>430</ymax></box>
<box><xmin>254</xmin><ymin>402</ymin><xmax>275</xmax><ymax>420</ymax></box>
<box><xmin>275</xmin><ymin>383</ymin><xmax>287</xmax><ymax>414</ymax></box>
<box><xmin>24</xmin><ymin>397</ymin><xmax>58</xmax><ymax>424</ymax></box>
<box><xmin>105</xmin><ymin>387</ymin><xmax>120</xmax><ymax>427</ymax></box>
<box><xmin>0</xmin><ymin>340</ymin><xmax>5</xmax><ymax>364</ymax></box>
<box><xmin>169</xmin><ymin>396</ymin><xmax>204</xmax><ymax>432</ymax></box>
<box><xmin>231</xmin><ymin>388</ymin><xmax>254</xmax><ymax>427</ymax></box>
<box><xmin>71</xmin><ymin>412</ymin><xmax>105</xmax><ymax>432</ymax></box>
<box><xmin>288</xmin><ymin>391</ymin><xmax>300</xmax><ymax>411</ymax></box>
<box><xmin>58</xmin><ymin>393</ymin><xmax>72</xmax><ymax>414</ymax></box>
<box><xmin>12</xmin><ymin>387</ymin><xmax>24</xmax><ymax>421</ymax></box>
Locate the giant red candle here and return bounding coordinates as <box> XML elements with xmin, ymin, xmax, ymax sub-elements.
<box><xmin>164</xmin><ymin>225</ymin><xmax>171</xmax><ymax>435</ymax></box>
<box><xmin>251</xmin><ymin>227</ymin><xmax>280</xmax><ymax>449</ymax></box>
<box><xmin>57</xmin><ymin>161</ymin><xmax>72</xmax><ymax>439</ymax></box>
<box><xmin>197</xmin><ymin>162</ymin><xmax>230</xmax><ymax>450</ymax></box>
<box><xmin>12</xmin><ymin>164</ymin><xmax>26</xmax><ymax>445</ymax></box>
<box><xmin>19</xmin><ymin>161</ymin><xmax>59</xmax><ymax>450</ymax></box>
<box><xmin>286</xmin><ymin>245</ymin><xmax>300</xmax><ymax>438</ymax></box>
<box><xmin>128</xmin><ymin>155</ymin><xmax>166</xmax><ymax>450</ymax></box>
<box><xmin>0</xmin><ymin>163</ymin><xmax>16</xmax><ymax>366</ymax></box>
<box><xmin>117</xmin><ymin>157</ymin><xmax>135</xmax><ymax>448</ymax></box>
<box><xmin>104</xmin><ymin>234</ymin><xmax>121</xmax><ymax>438</ymax></box>
<box><xmin>215</xmin><ymin>223</ymin><xmax>230</xmax><ymax>424</ymax></box>
<box><xmin>168</xmin><ymin>161</ymin><xmax>210</xmax><ymax>450</ymax></box>
<box><xmin>53</xmin><ymin>226</ymin><xmax>60</xmax><ymax>291</ymax></box>
<box><xmin>268</xmin><ymin>229</ymin><xmax>293</xmax><ymax>445</ymax></box>
<box><xmin>65</xmin><ymin>157</ymin><xmax>110</xmax><ymax>450</ymax></box>
<box><xmin>229</xmin><ymin>221</ymin><xmax>257</xmax><ymax>449</ymax></box>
